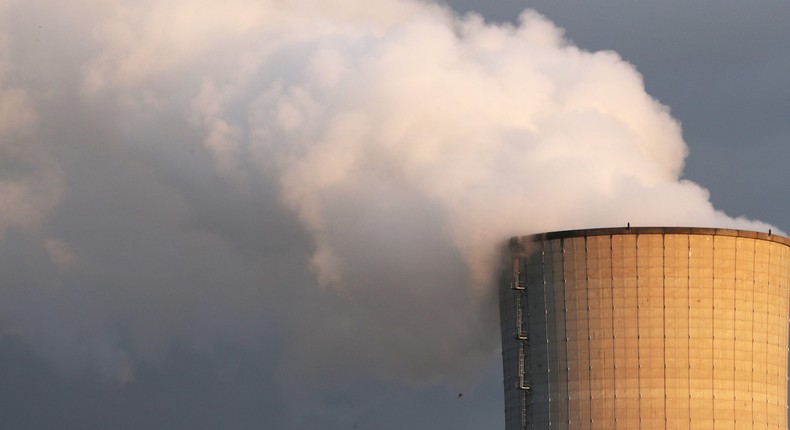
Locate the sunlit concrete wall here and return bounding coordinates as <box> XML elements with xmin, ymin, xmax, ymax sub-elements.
<box><xmin>500</xmin><ymin>227</ymin><xmax>790</xmax><ymax>429</ymax></box>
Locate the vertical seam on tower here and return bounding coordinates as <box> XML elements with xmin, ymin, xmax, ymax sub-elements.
<box><xmin>785</xmin><ymin>245</ymin><xmax>790</xmax><ymax>424</ymax></box>
<box><xmin>663</xmin><ymin>234</ymin><xmax>667</xmax><ymax>430</ymax></box>
<box><xmin>585</xmin><ymin>236</ymin><xmax>593</xmax><ymax>429</ymax></box>
<box><xmin>712</xmin><ymin>236</ymin><xmax>716</xmax><ymax>426</ymax></box>
<box><xmin>542</xmin><ymin>240</ymin><xmax>551</xmax><ymax>428</ymax></box>
<box><xmin>610</xmin><ymin>235</ymin><xmax>616</xmax><ymax>427</ymax></box>
<box><xmin>687</xmin><ymin>235</ymin><xmax>691</xmax><ymax>427</ymax></box>
<box><xmin>561</xmin><ymin>238</ymin><xmax>569</xmax><ymax>428</ymax></box>
<box><xmin>751</xmin><ymin>238</ymin><xmax>755</xmax><ymax>425</ymax></box>
<box><xmin>733</xmin><ymin>239</ymin><xmax>737</xmax><ymax>426</ymax></box>
<box><xmin>782</xmin><ymin>246</ymin><xmax>790</xmax><ymax>427</ymax></box>
<box><xmin>635</xmin><ymin>234</ymin><xmax>642</xmax><ymax>429</ymax></box>
<box><xmin>766</xmin><ymin>241</ymin><xmax>771</xmax><ymax>419</ymax></box>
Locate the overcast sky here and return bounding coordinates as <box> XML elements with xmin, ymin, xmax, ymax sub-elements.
<box><xmin>1</xmin><ymin>1</ymin><xmax>788</xmax><ymax>429</ymax></box>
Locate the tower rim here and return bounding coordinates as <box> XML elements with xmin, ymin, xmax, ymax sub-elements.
<box><xmin>513</xmin><ymin>226</ymin><xmax>790</xmax><ymax>247</ymax></box>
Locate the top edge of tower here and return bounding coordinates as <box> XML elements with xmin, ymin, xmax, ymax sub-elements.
<box><xmin>511</xmin><ymin>226</ymin><xmax>790</xmax><ymax>247</ymax></box>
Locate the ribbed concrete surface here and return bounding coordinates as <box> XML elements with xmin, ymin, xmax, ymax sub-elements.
<box><xmin>500</xmin><ymin>227</ymin><xmax>790</xmax><ymax>429</ymax></box>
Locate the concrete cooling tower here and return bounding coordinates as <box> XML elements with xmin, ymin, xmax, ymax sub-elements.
<box><xmin>499</xmin><ymin>227</ymin><xmax>790</xmax><ymax>429</ymax></box>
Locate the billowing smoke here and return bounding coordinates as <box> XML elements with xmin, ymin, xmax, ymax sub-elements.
<box><xmin>0</xmin><ymin>0</ymin><xmax>777</xmax><ymax>408</ymax></box>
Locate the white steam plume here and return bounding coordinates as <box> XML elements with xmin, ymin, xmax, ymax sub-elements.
<box><xmin>0</xmin><ymin>0</ymin><xmax>777</xmax><ymax>397</ymax></box>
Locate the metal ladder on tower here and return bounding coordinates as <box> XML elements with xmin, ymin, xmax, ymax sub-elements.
<box><xmin>512</xmin><ymin>257</ymin><xmax>530</xmax><ymax>428</ymax></box>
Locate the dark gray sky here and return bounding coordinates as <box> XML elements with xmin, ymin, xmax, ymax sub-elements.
<box><xmin>1</xmin><ymin>1</ymin><xmax>788</xmax><ymax>429</ymax></box>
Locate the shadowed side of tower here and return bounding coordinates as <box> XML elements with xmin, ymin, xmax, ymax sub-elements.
<box><xmin>499</xmin><ymin>227</ymin><xmax>790</xmax><ymax>429</ymax></box>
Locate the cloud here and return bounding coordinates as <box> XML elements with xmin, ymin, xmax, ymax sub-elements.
<box><xmin>0</xmin><ymin>0</ymin><xmax>778</xmax><ymax>420</ymax></box>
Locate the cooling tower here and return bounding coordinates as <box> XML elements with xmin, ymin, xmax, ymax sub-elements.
<box><xmin>499</xmin><ymin>227</ymin><xmax>790</xmax><ymax>429</ymax></box>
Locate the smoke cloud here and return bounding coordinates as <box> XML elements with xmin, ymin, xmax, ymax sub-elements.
<box><xmin>0</xmin><ymin>0</ymin><xmax>777</xmax><ymax>414</ymax></box>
